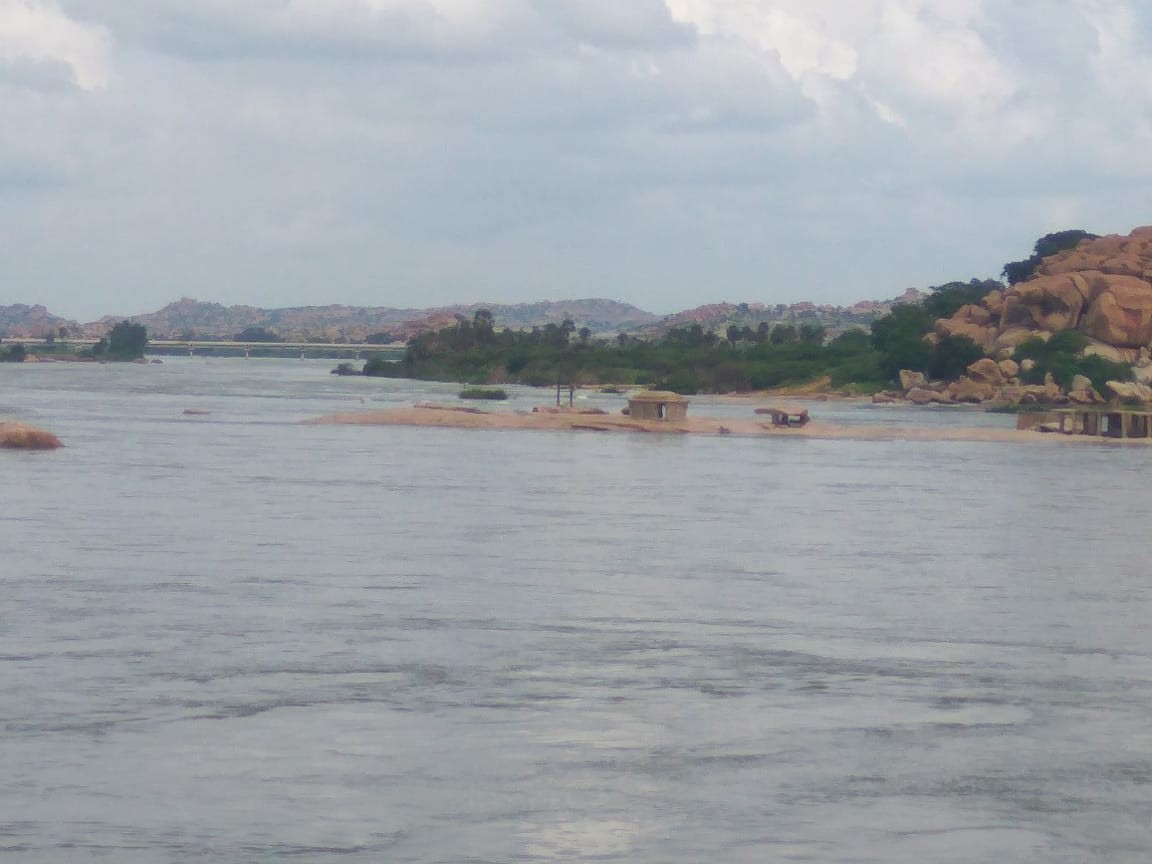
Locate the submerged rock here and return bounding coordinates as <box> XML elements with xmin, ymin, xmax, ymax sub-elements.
<box><xmin>0</xmin><ymin>423</ymin><xmax>62</xmax><ymax>450</ymax></box>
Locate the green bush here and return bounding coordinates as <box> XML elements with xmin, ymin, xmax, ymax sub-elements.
<box><xmin>459</xmin><ymin>387</ymin><xmax>508</xmax><ymax>400</ymax></box>
<box><xmin>926</xmin><ymin>334</ymin><xmax>984</xmax><ymax>380</ymax></box>
<box><xmin>107</xmin><ymin>321</ymin><xmax>148</xmax><ymax>360</ymax></box>
<box><xmin>1016</xmin><ymin>331</ymin><xmax>1131</xmax><ymax>390</ymax></box>
<box><xmin>1002</xmin><ymin>230</ymin><xmax>1098</xmax><ymax>284</ymax></box>
<box><xmin>363</xmin><ymin>356</ymin><xmax>403</xmax><ymax>377</ymax></box>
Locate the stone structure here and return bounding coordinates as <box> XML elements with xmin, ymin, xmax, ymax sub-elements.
<box><xmin>627</xmin><ymin>391</ymin><xmax>689</xmax><ymax>421</ymax></box>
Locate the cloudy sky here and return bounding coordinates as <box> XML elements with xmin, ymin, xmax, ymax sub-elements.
<box><xmin>2</xmin><ymin>0</ymin><xmax>1150</xmax><ymax>320</ymax></box>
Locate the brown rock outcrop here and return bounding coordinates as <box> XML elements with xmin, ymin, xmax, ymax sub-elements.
<box><xmin>1082</xmin><ymin>339</ymin><xmax>1137</xmax><ymax>364</ymax></box>
<box><xmin>1067</xmin><ymin>387</ymin><xmax>1103</xmax><ymax>405</ymax></box>
<box><xmin>906</xmin><ymin>387</ymin><xmax>941</xmax><ymax>405</ymax></box>
<box><xmin>935</xmin><ymin>318</ymin><xmax>996</xmax><ymax>351</ymax></box>
<box><xmin>994</xmin><ymin>327</ymin><xmax>1044</xmax><ymax>352</ymax></box>
<box><xmin>908</xmin><ymin>227</ymin><xmax>1152</xmax><ymax>406</ymax></box>
<box><xmin>1079</xmin><ymin>276</ymin><xmax>1152</xmax><ymax>347</ymax></box>
<box><xmin>899</xmin><ymin>369</ymin><xmax>927</xmax><ymax>392</ymax></box>
<box><xmin>1004</xmin><ymin>275</ymin><xmax>1086</xmax><ymax>331</ymax></box>
<box><xmin>954</xmin><ymin>304</ymin><xmax>992</xmax><ymax>327</ymax></box>
<box><xmin>945</xmin><ymin>377</ymin><xmax>997</xmax><ymax>403</ymax></box>
<box><xmin>0</xmin><ymin>423</ymin><xmax>62</xmax><ymax>450</ymax></box>
<box><xmin>872</xmin><ymin>391</ymin><xmax>904</xmax><ymax>404</ymax></box>
<box><xmin>924</xmin><ymin>227</ymin><xmax>1152</xmax><ymax>395</ymax></box>
<box><xmin>966</xmin><ymin>358</ymin><xmax>1003</xmax><ymax>385</ymax></box>
<box><xmin>1106</xmin><ymin>381</ymin><xmax>1152</xmax><ymax>402</ymax></box>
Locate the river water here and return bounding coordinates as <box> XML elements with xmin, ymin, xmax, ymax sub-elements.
<box><xmin>2</xmin><ymin>358</ymin><xmax>1151</xmax><ymax>863</ymax></box>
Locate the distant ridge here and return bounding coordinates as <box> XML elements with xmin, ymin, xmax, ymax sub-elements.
<box><xmin>1</xmin><ymin>290</ymin><xmax>927</xmax><ymax>341</ymax></box>
<box><xmin>639</xmin><ymin>288</ymin><xmax>927</xmax><ymax>337</ymax></box>
<box><xmin>78</xmin><ymin>297</ymin><xmax>660</xmax><ymax>341</ymax></box>
<box><xmin>0</xmin><ymin>304</ymin><xmax>75</xmax><ymax>339</ymax></box>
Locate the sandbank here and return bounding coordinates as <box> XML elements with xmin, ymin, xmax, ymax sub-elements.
<box><xmin>303</xmin><ymin>403</ymin><xmax>1142</xmax><ymax>445</ymax></box>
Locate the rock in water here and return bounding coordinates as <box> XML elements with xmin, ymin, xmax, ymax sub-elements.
<box><xmin>0</xmin><ymin>423</ymin><xmax>62</xmax><ymax>450</ymax></box>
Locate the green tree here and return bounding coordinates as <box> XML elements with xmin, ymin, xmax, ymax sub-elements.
<box><xmin>107</xmin><ymin>321</ymin><xmax>148</xmax><ymax>359</ymax></box>
<box><xmin>870</xmin><ymin>304</ymin><xmax>931</xmax><ymax>378</ymax></box>
<box><xmin>926</xmin><ymin>334</ymin><xmax>983</xmax><ymax>380</ymax></box>
<box><xmin>798</xmin><ymin>323</ymin><xmax>826</xmax><ymax>345</ymax></box>
<box><xmin>770</xmin><ymin>324</ymin><xmax>797</xmax><ymax>345</ymax></box>
<box><xmin>1</xmin><ymin>343</ymin><xmax>26</xmax><ymax>362</ymax></box>
<box><xmin>1002</xmin><ymin>229</ymin><xmax>1098</xmax><ymax>284</ymax></box>
<box><xmin>234</xmin><ymin>326</ymin><xmax>280</xmax><ymax>342</ymax></box>
<box><xmin>472</xmin><ymin>309</ymin><xmax>495</xmax><ymax>346</ymax></box>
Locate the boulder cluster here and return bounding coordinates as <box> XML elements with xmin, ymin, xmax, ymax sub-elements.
<box><xmin>875</xmin><ymin>226</ymin><xmax>1152</xmax><ymax>407</ymax></box>
<box><xmin>935</xmin><ymin>226</ymin><xmax>1152</xmax><ymax>362</ymax></box>
<box><xmin>873</xmin><ymin>362</ymin><xmax>1152</xmax><ymax>407</ymax></box>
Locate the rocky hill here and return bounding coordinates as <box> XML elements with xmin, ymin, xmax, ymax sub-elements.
<box><xmin>934</xmin><ymin>226</ymin><xmax>1152</xmax><ymax>362</ymax></box>
<box><xmin>876</xmin><ymin>226</ymin><xmax>1152</xmax><ymax>408</ymax></box>
<box><xmin>640</xmin><ymin>289</ymin><xmax>925</xmax><ymax>338</ymax></box>
<box><xmin>0</xmin><ymin>304</ymin><xmax>77</xmax><ymax>338</ymax></box>
<box><xmin>84</xmin><ymin>298</ymin><xmax>659</xmax><ymax>341</ymax></box>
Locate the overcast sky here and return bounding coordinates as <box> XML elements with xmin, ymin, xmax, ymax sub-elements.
<box><xmin>2</xmin><ymin>0</ymin><xmax>1150</xmax><ymax>320</ymax></box>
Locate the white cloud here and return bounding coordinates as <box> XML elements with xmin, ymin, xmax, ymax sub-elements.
<box><xmin>0</xmin><ymin>0</ymin><xmax>109</xmax><ymax>89</ymax></box>
<box><xmin>2</xmin><ymin>0</ymin><xmax>1151</xmax><ymax>319</ymax></box>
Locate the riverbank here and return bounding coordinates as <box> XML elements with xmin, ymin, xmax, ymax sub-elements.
<box><xmin>304</xmin><ymin>403</ymin><xmax>1144</xmax><ymax>445</ymax></box>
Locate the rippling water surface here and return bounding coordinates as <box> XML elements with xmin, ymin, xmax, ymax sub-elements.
<box><xmin>3</xmin><ymin>359</ymin><xmax>1151</xmax><ymax>862</ymax></box>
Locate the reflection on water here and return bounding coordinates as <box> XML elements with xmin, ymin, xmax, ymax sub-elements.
<box><xmin>1</xmin><ymin>359</ymin><xmax>1151</xmax><ymax>863</ymax></box>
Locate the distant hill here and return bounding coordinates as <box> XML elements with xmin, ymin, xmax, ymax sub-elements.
<box><xmin>10</xmin><ymin>290</ymin><xmax>927</xmax><ymax>344</ymax></box>
<box><xmin>0</xmin><ymin>304</ymin><xmax>77</xmax><ymax>338</ymax></box>
<box><xmin>638</xmin><ymin>289</ymin><xmax>926</xmax><ymax>338</ymax></box>
<box><xmin>83</xmin><ymin>297</ymin><xmax>660</xmax><ymax>341</ymax></box>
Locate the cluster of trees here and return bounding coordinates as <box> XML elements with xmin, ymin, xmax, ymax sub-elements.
<box><xmin>363</xmin><ymin>310</ymin><xmax>884</xmax><ymax>394</ymax></box>
<box><xmin>234</xmin><ymin>326</ymin><xmax>281</xmax><ymax>342</ymax></box>
<box><xmin>1014</xmin><ymin>331</ymin><xmax>1129</xmax><ymax>391</ymax></box>
<box><xmin>352</xmin><ymin>228</ymin><xmax>1127</xmax><ymax>395</ymax></box>
<box><xmin>0</xmin><ymin>343</ymin><xmax>26</xmax><ymax>362</ymax></box>
<box><xmin>869</xmin><ymin>279</ymin><xmax>999</xmax><ymax>381</ymax></box>
<box><xmin>1001</xmin><ymin>229</ymin><xmax>1098</xmax><ymax>284</ymax></box>
<box><xmin>91</xmin><ymin>321</ymin><xmax>148</xmax><ymax>360</ymax></box>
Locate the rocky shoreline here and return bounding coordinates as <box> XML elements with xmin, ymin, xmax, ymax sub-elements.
<box><xmin>870</xmin><ymin>360</ymin><xmax>1152</xmax><ymax>409</ymax></box>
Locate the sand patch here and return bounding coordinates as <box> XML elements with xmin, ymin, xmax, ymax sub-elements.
<box><xmin>302</xmin><ymin>403</ymin><xmax>1146</xmax><ymax>445</ymax></box>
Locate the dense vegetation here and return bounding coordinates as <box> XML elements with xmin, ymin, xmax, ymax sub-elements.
<box><xmin>234</xmin><ymin>326</ymin><xmax>280</xmax><ymax>342</ymax></box>
<box><xmin>348</xmin><ymin>228</ymin><xmax>1137</xmax><ymax>396</ymax></box>
<box><xmin>90</xmin><ymin>321</ymin><xmax>148</xmax><ymax>360</ymax></box>
<box><xmin>1014</xmin><ymin>331</ymin><xmax>1130</xmax><ymax>391</ymax></box>
<box><xmin>361</xmin><ymin>309</ymin><xmax>888</xmax><ymax>394</ymax></box>
<box><xmin>869</xmin><ymin>279</ymin><xmax>998</xmax><ymax>380</ymax></box>
<box><xmin>0</xmin><ymin>343</ymin><xmax>27</xmax><ymax>362</ymax></box>
<box><xmin>459</xmin><ymin>387</ymin><xmax>509</xmax><ymax>400</ymax></box>
<box><xmin>1001</xmin><ymin>229</ymin><xmax>1098</xmax><ymax>284</ymax></box>
<box><xmin>361</xmin><ymin>279</ymin><xmax>1011</xmax><ymax>395</ymax></box>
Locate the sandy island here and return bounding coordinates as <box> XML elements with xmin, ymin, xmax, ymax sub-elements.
<box><xmin>302</xmin><ymin>403</ymin><xmax>1142</xmax><ymax>445</ymax></box>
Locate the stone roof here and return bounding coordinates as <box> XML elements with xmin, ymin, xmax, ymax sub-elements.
<box><xmin>628</xmin><ymin>390</ymin><xmax>688</xmax><ymax>402</ymax></box>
